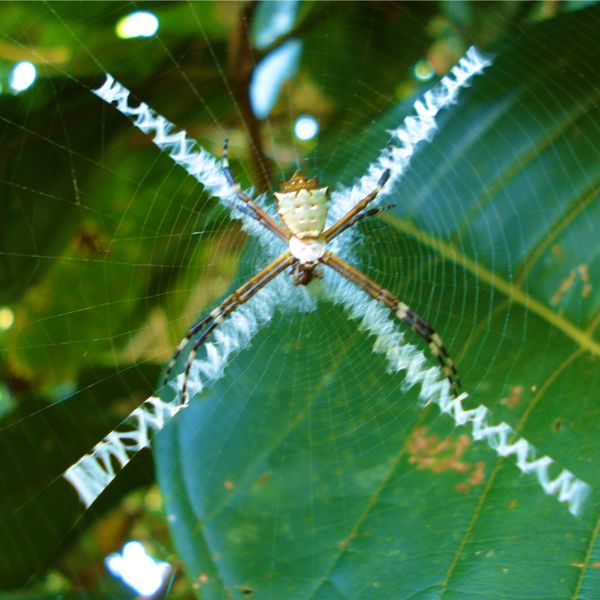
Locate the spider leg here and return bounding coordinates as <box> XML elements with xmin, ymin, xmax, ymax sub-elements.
<box><xmin>324</xmin><ymin>169</ymin><xmax>391</xmax><ymax>242</ymax></box>
<box><xmin>165</xmin><ymin>251</ymin><xmax>296</xmax><ymax>405</ymax></box>
<box><xmin>326</xmin><ymin>203</ymin><xmax>396</xmax><ymax>240</ymax></box>
<box><xmin>221</xmin><ymin>139</ymin><xmax>290</xmax><ymax>241</ymax></box>
<box><xmin>322</xmin><ymin>252</ymin><xmax>461</xmax><ymax>396</ymax></box>
<box><xmin>163</xmin><ymin>312</ymin><xmax>215</xmax><ymax>388</ymax></box>
<box><xmin>217</xmin><ymin>194</ymin><xmax>266</xmax><ymax>223</ymax></box>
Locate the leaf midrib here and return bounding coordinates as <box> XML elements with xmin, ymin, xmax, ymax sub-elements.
<box><xmin>382</xmin><ymin>212</ymin><xmax>600</xmax><ymax>356</ymax></box>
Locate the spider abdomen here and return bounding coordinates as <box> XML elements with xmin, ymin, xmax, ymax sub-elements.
<box><xmin>275</xmin><ymin>187</ymin><xmax>329</xmax><ymax>238</ymax></box>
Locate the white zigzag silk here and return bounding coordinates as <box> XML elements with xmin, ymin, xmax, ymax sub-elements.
<box><xmin>63</xmin><ymin>46</ymin><xmax>589</xmax><ymax>516</ymax></box>
<box><xmin>325</xmin><ymin>272</ymin><xmax>590</xmax><ymax>516</ymax></box>
<box><xmin>64</xmin><ymin>395</ymin><xmax>179</xmax><ymax>507</ymax></box>
<box><xmin>92</xmin><ymin>73</ymin><xmax>282</xmax><ymax>257</ymax></box>
<box><xmin>329</xmin><ymin>46</ymin><xmax>492</xmax><ymax>257</ymax></box>
<box><xmin>65</xmin><ymin>277</ymin><xmax>314</xmax><ymax>507</ymax></box>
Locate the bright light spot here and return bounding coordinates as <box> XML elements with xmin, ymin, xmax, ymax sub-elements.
<box><xmin>116</xmin><ymin>11</ymin><xmax>159</xmax><ymax>39</ymax></box>
<box><xmin>9</xmin><ymin>62</ymin><xmax>37</xmax><ymax>93</ymax></box>
<box><xmin>294</xmin><ymin>115</ymin><xmax>319</xmax><ymax>141</ymax></box>
<box><xmin>254</xmin><ymin>0</ymin><xmax>300</xmax><ymax>49</ymax></box>
<box><xmin>0</xmin><ymin>307</ymin><xmax>15</xmax><ymax>331</ymax></box>
<box><xmin>250</xmin><ymin>39</ymin><xmax>302</xmax><ymax>119</ymax></box>
<box><xmin>105</xmin><ymin>541</ymin><xmax>171</xmax><ymax>597</ymax></box>
<box><xmin>413</xmin><ymin>60</ymin><xmax>434</xmax><ymax>81</ymax></box>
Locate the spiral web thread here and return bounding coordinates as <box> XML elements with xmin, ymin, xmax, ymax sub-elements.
<box><xmin>63</xmin><ymin>47</ymin><xmax>589</xmax><ymax>515</ymax></box>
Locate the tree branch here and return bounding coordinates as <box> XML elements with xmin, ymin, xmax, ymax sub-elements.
<box><xmin>228</xmin><ymin>1</ymin><xmax>272</xmax><ymax>193</ymax></box>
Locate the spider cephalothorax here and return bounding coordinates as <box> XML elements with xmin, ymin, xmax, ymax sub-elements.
<box><xmin>163</xmin><ymin>141</ymin><xmax>462</xmax><ymax>404</ymax></box>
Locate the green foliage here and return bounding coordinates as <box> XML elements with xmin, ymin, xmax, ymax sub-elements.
<box><xmin>0</xmin><ymin>1</ymin><xmax>599</xmax><ymax>598</ymax></box>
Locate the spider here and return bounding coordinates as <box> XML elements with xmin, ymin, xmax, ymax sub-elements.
<box><xmin>163</xmin><ymin>140</ymin><xmax>461</xmax><ymax>404</ymax></box>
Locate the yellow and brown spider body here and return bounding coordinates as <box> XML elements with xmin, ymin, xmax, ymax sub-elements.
<box><xmin>165</xmin><ymin>142</ymin><xmax>462</xmax><ymax>404</ymax></box>
<box><xmin>275</xmin><ymin>171</ymin><xmax>329</xmax><ymax>239</ymax></box>
<box><xmin>275</xmin><ymin>171</ymin><xmax>329</xmax><ymax>286</ymax></box>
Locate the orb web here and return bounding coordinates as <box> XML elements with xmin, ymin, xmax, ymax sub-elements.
<box><xmin>0</xmin><ymin>3</ymin><xmax>599</xmax><ymax>598</ymax></box>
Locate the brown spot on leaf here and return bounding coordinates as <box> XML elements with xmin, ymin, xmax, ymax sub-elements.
<box><xmin>338</xmin><ymin>532</ymin><xmax>356</xmax><ymax>550</ymax></box>
<box><xmin>224</xmin><ymin>480</ymin><xmax>234</xmax><ymax>491</ymax></box>
<box><xmin>551</xmin><ymin>268</ymin><xmax>576</xmax><ymax>305</ymax></box>
<box><xmin>570</xmin><ymin>562</ymin><xmax>600</xmax><ymax>569</ymax></box>
<box><xmin>579</xmin><ymin>265</ymin><xmax>592</xmax><ymax>298</ymax></box>
<box><xmin>551</xmin><ymin>264</ymin><xmax>592</xmax><ymax>306</ymax></box>
<box><xmin>193</xmin><ymin>573</ymin><xmax>209</xmax><ymax>589</ymax></box>
<box><xmin>551</xmin><ymin>244</ymin><xmax>562</xmax><ymax>259</ymax></box>
<box><xmin>407</xmin><ymin>427</ymin><xmax>485</xmax><ymax>492</ymax></box>
<box><xmin>255</xmin><ymin>471</ymin><xmax>272</xmax><ymax>486</ymax></box>
<box><xmin>501</xmin><ymin>385</ymin><xmax>523</xmax><ymax>408</ymax></box>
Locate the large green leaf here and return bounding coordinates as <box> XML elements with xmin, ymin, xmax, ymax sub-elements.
<box><xmin>155</xmin><ymin>7</ymin><xmax>600</xmax><ymax>599</ymax></box>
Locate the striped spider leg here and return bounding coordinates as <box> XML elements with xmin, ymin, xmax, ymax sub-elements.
<box><xmin>164</xmin><ymin>251</ymin><xmax>296</xmax><ymax>405</ymax></box>
<box><xmin>321</xmin><ymin>253</ymin><xmax>461</xmax><ymax>396</ymax></box>
<box><xmin>322</xmin><ymin>170</ymin><xmax>460</xmax><ymax>395</ymax></box>
<box><xmin>165</xmin><ymin>146</ymin><xmax>461</xmax><ymax>404</ymax></box>
<box><xmin>221</xmin><ymin>139</ymin><xmax>289</xmax><ymax>242</ymax></box>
